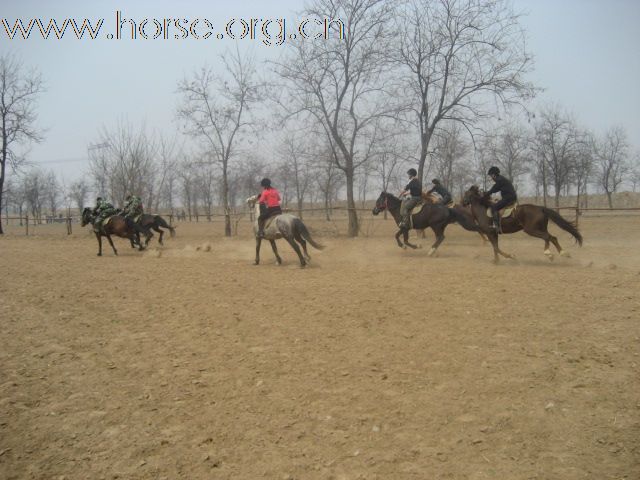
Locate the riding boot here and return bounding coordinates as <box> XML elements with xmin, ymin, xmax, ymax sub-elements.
<box><xmin>399</xmin><ymin>215</ymin><xmax>408</xmax><ymax>229</ymax></box>
<box><xmin>492</xmin><ymin>210</ymin><xmax>502</xmax><ymax>234</ymax></box>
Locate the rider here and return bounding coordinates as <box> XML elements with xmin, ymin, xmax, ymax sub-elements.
<box><xmin>486</xmin><ymin>166</ymin><xmax>517</xmax><ymax>233</ymax></box>
<box><xmin>426</xmin><ymin>179</ymin><xmax>453</xmax><ymax>205</ymax></box>
<box><xmin>257</xmin><ymin>178</ymin><xmax>282</xmax><ymax>238</ymax></box>
<box><xmin>122</xmin><ymin>194</ymin><xmax>144</xmax><ymax>220</ymax></box>
<box><xmin>399</xmin><ymin>168</ymin><xmax>422</xmax><ymax>229</ymax></box>
<box><xmin>92</xmin><ymin>196</ymin><xmax>117</xmax><ymax>230</ymax></box>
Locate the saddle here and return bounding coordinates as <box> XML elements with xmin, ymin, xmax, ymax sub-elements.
<box><xmin>94</xmin><ymin>215</ymin><xmax>115</xmax><ymax>233</ymax></box>
<box><xmin>408</xmin><ymin>201</ymin><xmax>425</xmax><ymax>229</ymax></box>
<box><xmin>486</xmin><ymin>202</ymin><xmax>518</xmax><ymax>219</ymax></box>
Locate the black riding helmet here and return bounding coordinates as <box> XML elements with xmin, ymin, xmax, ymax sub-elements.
<box><xmin>431</xmin><ymin>178</ymin><xmax>441</xmax><ymax>185</ymax></box>
<box><xmin>260</xmin><ymin>178</ymin><xmax>271</xmax><ymax>188</ymax></box>
<box><xmin>487</xmin><ymin>166</ymin><xmax>500</xmax><ymax>176</ymax></box>
<box><xmin>407</xmin><ymin>168</ymin><xmax>417</xmax><ymax>177</ymax></box>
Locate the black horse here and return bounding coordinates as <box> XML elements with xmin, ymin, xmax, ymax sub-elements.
<box><xmin>81</xmin><ymin>208</ymin><xmax>147</xmax><ymax>256</ymax></box>
<box><xmin>135</xmin><ymin>213</ymin><xmax>176</xmax><ymax>246</ymax></box>
<box><xmin>372</xmin><ymin>192</ymin><xmax>482</xmax><ymax>256</ymax></box>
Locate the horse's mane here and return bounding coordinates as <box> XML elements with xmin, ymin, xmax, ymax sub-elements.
<box><xmin>467</xmin><ymin>185</ymin><xmax>492</xmax><ymax>207</ymax></box>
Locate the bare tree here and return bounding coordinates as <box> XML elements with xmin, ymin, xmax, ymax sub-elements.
<box><xmin>532</xmin><ymin>106</ymin><xmax>581</xmax><ymax>208</ymax></box>
<box><xmin>275</xmin><ymin>0</ymin><xmax>393</xmax><ymax>236</ymax></box>
<box><xmin>431</xmin><ymin>122</ymin><xmax>469</xmax><ymax>192</ymax></box>
<box><xmin>177</xmin><ymin>47</ymin><xmax>261</xmax><ymax>236</ymax></box>
<box><xmin>0</xmin><ymin>54</ymin><xmax>44</xmax><ymax>234</ymax></box>
<box><xmin>594</xmin><ymin>126</ymin><xmax>630</xmax><ymax>208</ymax></box>
<box><xmin>69</xmin><ymin>179</ymin><xmax>90</xmax><ymax>212</ymax></box>
<box><xmin>491</xmin><ymin>121</ymin><xmax>532</xmax><ymax>188</ymax></box>
<box><xmin>44</xmin><ymin>170</ymin><xmax>59</xmax><ymax>218</ymax></box>
<box><xmin>278</xmin><ymin>135</ymin><xmax>312</xmax><ymax>218</ymax></box>
<box><xmin>395</xmin><ymin>0</ymin><xmax>536</xmax><ymax>184</ymax></box>
<box><xmin>88</xmin><ymin>121</ymin><xmax>158</xmax><ymax>207</ymax></box>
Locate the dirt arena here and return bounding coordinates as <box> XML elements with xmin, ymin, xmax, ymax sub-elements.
<box><xmin>1</xmin><ymin>212</ymin><xmax>639</xmax><ymax>479</ymax></box>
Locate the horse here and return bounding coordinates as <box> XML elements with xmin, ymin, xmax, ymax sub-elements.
<box><xmin>81</xmin><ymin>208</ymin><xmax>147</xmax><ymax>256</ymax></box>
<box><xmin>131</xmin><ymin>213</ymin><xmax>176</xmax><ymax>246</ymax></box>
<box><xmin>372</xmin><ymin>191</ymin><xmax>482</xmax><ymax>256</ymax></box>
<box><xmin>246</xmin><ymin>196</ymin><xmax>324</xmax><ymax>268</ymax></box>
<box><xmin>462</xmin><ymin>185</ymin><xmax>583</xmax><ymax>262</ymax></box>
<box><xmin>422</xmin><ymin>193</ymin><xmax>488</xmax><ymax>244</ymax></box>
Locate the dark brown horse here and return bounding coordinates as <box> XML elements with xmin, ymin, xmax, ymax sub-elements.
<box><xmin>422</xmin><ymin>193</ymin><xmax>488</xmax><ymax>244</ymax></box>
<box><xmin>81</xmin><ymin>208</ymin><xmax>146</xmax><ymax>256</ymax></box>
<box><xmin>463</xmin><ymin>186</ymin><xmax>583</xmax><ymax>262</ymax></box>
<box><xmin>372</xmin><ymin>192</ymin><xmax>482</xmax><ymax>256</ymax></box>
<box><xmin>130</xmin><ymin>213</ymin><xmax>176</xmax><ymax>246</ymax></box>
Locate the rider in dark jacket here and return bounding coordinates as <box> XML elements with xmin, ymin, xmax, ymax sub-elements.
<box><xmin>485</xmin><ymin>166</ymin><xmax>517</xmax><ymax>233</ymax></box>
<box><xmin>426</xmin><ymin>179</ymin><xmax>452</xmax><ymax>205</ymax></box>
<box><xmin>399</xmin><ymin>168</ymin><xmax>422</xmax><ymax>229</ymax></box>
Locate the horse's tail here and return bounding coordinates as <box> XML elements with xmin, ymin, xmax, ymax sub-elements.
<box><xmin>448</xmin><ymin>207</ymin><xmax>481</xmax><ymax>232</ymax></box>
<box><xmin>156</xmin><ymin>215</ymin><xmax>176</xmax><ymax>237</ymax></box>
<box><xmin>543</xmin><ymin>207</ymin><xmax>583</xmax><ymax>246</ymax></box>
<box><xmin>294</xmin><ymin>218</ymin><xmax>324</xmax><ymax>250</ymax></box>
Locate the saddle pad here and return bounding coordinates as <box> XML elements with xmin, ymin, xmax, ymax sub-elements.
<box><xmin>133</xmin><ymin>214</ymin><xmax>143</xmax><ymax>223</ymax></box>
<box><xmin>103</xmin><ymin>215</ymin><xmax>115</xmax><ymax>226</ymax></box>
<box><xmin>486</xmin><ymin>202</ymin><xmax>518</xmax><ymax>218</ymax></box>
<box><xmin>263</xmin><ymin>214</ymin><xmax>280</xmax><ymax>230</ymax></box>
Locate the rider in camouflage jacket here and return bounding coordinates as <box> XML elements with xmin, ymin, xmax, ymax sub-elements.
<box><xmin>92</xmin><ymin>197</ymin><xmax>116</xmax><ymax>230</ymax></box>
<box><xmin>122</xmin><ymin>195</ymin><xmax>143</xmax><ymax>219</ymax></box>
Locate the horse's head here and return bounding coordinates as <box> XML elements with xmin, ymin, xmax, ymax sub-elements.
<box><xmin>372</xmin><ymin>191</ymin><xmax>390</xmax><ymax>215</ymax></box>
<box><xmin>462</xmin><ymin>185</ymin><xmax>483</xmax><ymax>206</ymax></box>
<box><xmin>81</xmin><ymin>207</ymin><xmax>94</xmax><ymax>226</ymax></box>
<box><xmin>246</xmin><ymin>194</ymin><xmax>259</xmax><ymax>207</ymax></box>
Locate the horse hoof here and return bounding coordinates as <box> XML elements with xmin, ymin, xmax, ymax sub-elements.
<box><xmin>254</xmin><ymin>261</ymin><xmax>260</xmax><ymax>266</ymax></box>
<box><xmin>417</xmin><ymin>244</ymin><xmax>422</xmax><ymax>249</ymax></box>
<box><xmin>560</xmin><ymin>251</ymin><xmax>571</xmax><ymax>258</ymax></box>
<box><xmin>97</xmin><ymin>253</ymin><xmax>102</xmax><ymax>257</ymax></box>
<box><xmin>427</xmin><ymin>248</ymin><xmax>436</xmax><ymax>257</ymax></box>
<box><xmin>300</xmin><ymin>264</ymin><xmax>306</xmax><ymax>268</ymax></box>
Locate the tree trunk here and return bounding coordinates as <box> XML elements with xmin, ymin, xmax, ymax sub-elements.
<box><xmin>222</xmin><ymin>163</ymin><xmax>231</xmax><ymax>237</ymax></box>
<box><xmin>345</xmin><ymin>168</ymin><xmax>358</xmax><ymax>237</ymax></box>
<box><xmin>606</xmin><ymin>191</ymin><xmax>613</xmax><ymax>209</ymax></box>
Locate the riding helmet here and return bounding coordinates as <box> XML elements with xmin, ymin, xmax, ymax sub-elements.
<box><xmin>260</xmin><ymin>178</ymin><xmax>271</xmax><ymax>188</ymax></box>
<box><xmin>407</xmin><ymin>168</ymin><xmax>417</xmax><ymax>177</ymax></box>
<box><xmin>96</xmin><ymin>196</ymin><xmax>103</xmax><ymax>202</ymax></box>
<box><xmin>432</xmin><ymin>178</ymin><xmax>441</xmax><ymax>185</ymax></box>
<box><xmin>487</xmin><ymin>166</ymin><xmax>500</xmax><ymax>176</ymax></box>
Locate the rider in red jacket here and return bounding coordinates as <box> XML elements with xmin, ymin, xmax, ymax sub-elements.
<box><xmin>257</xmin><ymin>178</ymin><xmax>282</xmax><ymax>237</ymax></box>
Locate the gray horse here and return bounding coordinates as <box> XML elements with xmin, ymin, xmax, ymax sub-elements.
<box><xmin>247</xmin><ymin>196</ymin><xmax>324</xmax><ymax>268</ymax></box>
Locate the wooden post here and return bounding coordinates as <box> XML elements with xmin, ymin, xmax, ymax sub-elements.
<box><xmin>25</xmin><ymin>215</ymin><xmax>29</xmax><ymax>236</ymax></box>
<box><xmin>66</xmin><ymin>217</ymin><xmax>72</xmax><ymax>235</ymax></box>
<box><xmin>575</xmin><ymin>206</ymin><xmax>579</xmax><ymax>228</ymax></box>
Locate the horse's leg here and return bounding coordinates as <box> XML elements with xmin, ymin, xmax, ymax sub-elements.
<box><xmin>269</xmin><ymin>239</ymin><xmax>283</xmax><ymax>265</ymax></box>
<box><xmin>427</xmin><ymin>225</ymin><xmax>445</xmax><ymax>256</ymax></box>
<box><xmin>294</xmin><ymin>231</ymin><xmax>310</xmax><ymax>260</ymax></box>
<box><xmin>548</xmin><ymin>234</ymin><xmax>568</xmax><ymax>257</ymax></box>
<box><xmin>403</xmin><ymin>228</ymin><xmax>419</xmax><ymax>249</ymax></box>
<box><xmin>285</xmin><ymin>236</ymin><xmax>306</xmax><ymax>268</ymax></box>
<box><xmin>254</xmin><ymin>237</ymin><xmax>262</xmax><ymax>265</ymax></box>
<box><xmin>106</xmin><ymin>234</ymin><xmax>118</xmax><ymax>255</ymax></box>
<box><xmin>154</xmin><ymin>226</ymin><xmax>163</xmax><ymax>245</ymax></box>
<box><xmin>523</xmin><ymin>228</ymin><xmax>556</xmax><ymax>261</ymax></box>
<box><xmin>95</xmin><ymin>232</ymin><xmax>103</xmax><ymax>256</ymax></box>
<box><xmin>395</xmin><ymin>229</ymin><xmax>405</xmax><ymax>248</ymax></box>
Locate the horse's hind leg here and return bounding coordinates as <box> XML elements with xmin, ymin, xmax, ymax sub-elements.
<box><xmin>427</xmin><ymin>226</ymin><xmax>445</xmax><ymax>256</ymax></box>
<box><xmin>154</xmin><ymin>226</ymin><xmax>163</xmax><ymax>245</ymax></box>
<box><xmin>294</xmin><ymin>232</ymin><xmax>310</xmax><ymax>260</ymax></box>
<box><xmin>285</xmin><ymin>236</ymin><xmax>306</xmax><ymax>267</ymax></box>
<box><xmin>269</xmin><ymin>239</ymin><xmax>282</xmax><ymax>265</ymax></box>
<box><xmin>548</xmin><ymin>234</ymin><xmax>569</xmax><ymax>257</ymax></box>
<box><xmin>523</xmin><ymin>228</ymin><xmax>556</xmax><ymax>260</ymax></box>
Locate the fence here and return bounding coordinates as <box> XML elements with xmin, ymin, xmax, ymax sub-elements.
<box><xmin>2</xmin><ymin>204</ymin><xmax>640</xmax><ymax>236</ymax></box>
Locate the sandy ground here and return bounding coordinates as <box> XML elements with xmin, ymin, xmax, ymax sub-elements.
<box><xmin>1</xmin><ymin>213</ymin><xmax>639</xmax><ymax>479</ymax></box>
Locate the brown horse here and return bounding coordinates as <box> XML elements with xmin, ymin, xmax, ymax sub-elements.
<box><xmin>81</xmin><ymin>208</ymin><xmax>147</xmax><ymax>256</ymax></box>
<box><xmin>372</xmin><ymin>192</ymin><xmax>482</xmax><ymax>256</ymax></box>
<box><xmin>462</xmin><ymin>186</ymin><xmax>583</xmax><ymax>262</ymax></box>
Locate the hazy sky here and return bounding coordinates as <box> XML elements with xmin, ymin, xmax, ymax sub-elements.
<box><xmin>1</xmin><ymin>0</ymin><xmax>639</xmax><ymax>185</ymax></box>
